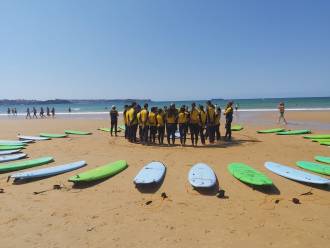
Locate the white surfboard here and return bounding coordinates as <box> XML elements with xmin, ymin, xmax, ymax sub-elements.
<box><xmin>188</xmin><ymin>163</ymin><xmax>217</xmax><ymax>188</ymax></box>
<box><xmin>18</xmin><ymin>135</ymin><xmax>50</xmax><ymax>141</ymax></box>
<box><xmin>0</xmin><ymin>153</ymin><xmax>27</xmax><ymax>163</ymax></box>
<box><xmin>0</xmin><ymin>149</ymin><xmax>21</xmax><ymax>155</ymax></box>
<box><xmin>134</xmin><ymin>161</ymin><xmax>166</xmax><ymax>185</ymax></box>
<box><xmin>265</xmin><ymin>161</ymin><xmax>330</xmax><ymax>185</ymax></box>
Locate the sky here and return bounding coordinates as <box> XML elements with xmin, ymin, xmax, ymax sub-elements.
<box><xmin>0</xmin><ymin>0</ymin><xmax>329</xmax><ymax>100</ymax></box>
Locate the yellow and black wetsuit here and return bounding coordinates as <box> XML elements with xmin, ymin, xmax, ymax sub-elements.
<box><xmin>148</xmin><ymin>111</ymin><xmax>157</xmax><ymax>143</ymax></box>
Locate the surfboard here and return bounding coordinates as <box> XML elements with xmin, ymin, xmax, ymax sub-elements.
<box><xmin>228</xmin><ymin>163</ymin><xmax>273</xmax><ymax>186</ymax></box>
<box><xmin>68</xmin><ymin>160</ymin><xmax>127</xmax><ymax>183</ymax></box>
<box><xmin>277</xmin><ymin>130</ymin><xmax>311</xmax><ymax>135</ymax></box>
<box><xmin>0</xmin><ymin>153</ymin><xmax>27</xmax><ymax>163</ymax></box>
<box><xmin>10</xmin><ymin>160</ymin><xmax>86</xmax><ymax>181</ymax></box>
<box><xmin>64</xmin><ymin>130</ymin><xmax>91</xmax><ymax>135</ymax></box>
<box><xmin>296</xmin><ymin>161</ymin><xmax>330</xmax><ymax>176</ymax></box>
<box><xmin>264</xmin><ymin>161</ymin><xmax>330</xmax><ymax>185</ymax></box>
<box><xmin>0</xmin><ymin>140</ymin><xmax>26</xmax><ymax>146</ymax></box>
<box><xmin>315</xmin><ymin>156</ymin><xmax>330</xmax><ymax>164</ymax></box>
<box><xmin>18</xmin><ymin>135</ymin><xmax>50</xmax><ymax>141</ymax></box>
<box><xmin>40</xmin><ymin>133</ymin><xmax>67</xmax><ymax>138</ymax></box>
<box><xmin>231</xmin><ymin>125</ymin><xmax>243</xmax><ymax>131</ymax></box>
<box><xmin>188</xmin><ymin>163</ymin><xmax>217</xmax><ymax>188</ymax></box>
<box><xmin>303</xmin><ymin>134</ymin><xmax>330</xmax><ymax>139</ymax></box>
<box><xmin>175</xmin><ymin>131</ymin><xmax>181</xmax><ymax>138</ymax></box>
<box><xmin>118</xmin><ymin>125</ymin><xmax>126</xmax><ymax>130</ymax></box>
<box><xmin>310</xmin><ymin>139</ymin><xmax>330</xmax><ymax>143</ymax></box>
<box><xmin>0</xmin><ymin>145</ymin><xmax>24</xmax><ymax>151</ymax></box>
<box><xmin>0</xmin><ymin>157</ymin><xmax>54</xmax><ymax>173</ymax></box>
<box><xmin>98</xmin><ymin>128</ymin><xmax>111</xmax><ymax>132</ymax></box>
<box><xmin>320</xmin><ymin>142</ymin><xmax>330</xmax><ymax>146</ymax></box>
<box><xmin>134</xmin><ymin>161</ymin><xmax>166</xmax><ymax>185</ymax></box>
<box><xmin>257</xmin><ymin>128</ymin><xmax>285</xmax><ymax>134</ymax></box>
<box><xmin>0</xmin><ymin>149</ymin><xmax>21</xmax><ymax>155</ymax></box>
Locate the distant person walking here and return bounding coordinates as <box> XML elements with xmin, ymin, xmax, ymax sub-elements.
<box><xmin>46</xmin><ymin>107</ymin><xmax>50</xmax><ymax>117</ymax></box>
<box><xmin>32</xmin><ymin>107</ymin><xmax>38</xmax><ymax>119</ymax></box>
<box><xmin>110</xmin><ymin>105</ymin><xmax>119</xmax><ymax>136</ymax></box>
<box><xmin>40</xmin><ymin>107</ymin><xmax>45</xmax><ymax>118</ymax></box>
<box><xmin>51</xmin><ymin>107</ymin><xmax>55</xmax><ymax>118</ymax></box>
<box><xmin>7</xmin><ymin>108</ymin><xmax>11</xmax><ymax>117</ymax></box>
<box><xmin>278</xmin><ymin>102</ymin><xmax>287</xmax><ymax>124</ymax></box>
<box><xmin>224</xmin><ymin>101</ymin><xmax>234</xmax><ymax>141</ymax></box>
<box><xmin>68</xmin><ymin>107</ymin><xmax>71</xmax><ymax>113</ymax></box>
<box><xmin>26</xmin><ymin>108</ymin><xmax>31</xmax><ymax>119</ymax></box>
<box><xmin>13</xmin><ymin>108</ymin><xmax>17</xmax><ymax>117</ymax></box>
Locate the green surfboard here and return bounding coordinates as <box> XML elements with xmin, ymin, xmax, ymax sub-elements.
<box><xmin>257</xmin><ymin>128</ymin><xmax>285</xmax><ymax>134</ymax></box>
<box><xmin>320</xmin><ymin>142</ymin><xmax>330</xmax><ymax>146</ymax></box>
<box><xmin>310</xmin><ymin>139</ymin><xmax>330</xmax><ymax>143</ymax></box>
<box><xmin>40</xmin><ymin>133</ymin><xmax>67</xmax><ymax>138</ymax></box>
<box><xmin>118</xmin><ymin>125</ymin><xmax>125</xmax><ymax>130</ymax></box>
<box><xmin>64</xmin><ymin>130</ymin><xmax>91</xmax><ymax>135</ymax></box>
<box><xmin>98</xmin><ymin>128</ymin><xmax>110</xmax><ymax>132</ymax></box>
<box><xmin>231</xmin><ymin>125</ymin><xmax>243</xmax><ymax>131</ymax></box>
<box><xmin>277</xmin><ymin>130</ymin><xmax>311</xmax><ymax>135</ymax></box>
<box><xmin>303</xmin><ymin>134</ymin><xmax>330</xmax><ymax>139</ymax></box>
<box><xmin>0</xmin><ymin>156</ymin><xmax>53</xmax><ymax>173</ymax></box>
<box><xmin>228</xmin><ymin>163</ymin><xmax>273</xmax><ymax>186</ymax></box>
<box><xmin>68</xmin><ymin>160</ymin><xmax>127</xmax><ymax>183</ymax></box>
<box><xmin>296</xmin><ymin>161</ymin><xmax>330</xmax><ymax>176</ymax></box>
<box><xmin>315</xmin><ymin>156</ymin><xmax>330</xmax><ymax>164</ymax></box>
<box><xmin>0</xmin><ymin>145</ymin><xmax>24</xmax><ymax>151</ymax></box>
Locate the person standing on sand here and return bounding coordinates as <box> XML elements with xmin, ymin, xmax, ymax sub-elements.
<box><xmin>156</xmin><ymin>108</ymin><xmax>165</xmax><ymax>144</ymax></box>
<box><xmin>26</xmin><ymin>108</ymin><xmax>31</xmax><ymax>119</ymax></box>
<box><xmin>278</xmin><ymin>102</ymin><xmax>287</xmax><ymax>124</ymax></box>
<box><xmin>199</xmin><ymin>105</ymin><xmax>207</xmax><ymax>145</ymax></box>
<box><xmin>139</xmin><ymin>103</ymin><xmax>149</xmax><ymax>145</ymax></box>
<box><xmin>189</xmin><ymin>102</ymin><xmax>200</xmax><ymax>146</ymax></box>
<box><xmin>148</xmin><ymin>107</ymin><xmax>157</xmax><ymax>144</ymax></box>
<box><xmin>127</xmin><ymin>102</ymin><xmax>138</xmax><ymax>142</ymax></box>
<box><xmin>51</xmin><ymin>107</ymin><xmax>55</xmax><ymax>118</ymax></box>
<box><xmin>123</xmin><ymin>105</ymin><xmax>129</xmax><ymax>139</ymax></box>
<box><xmin>224</xmin><ymin>101</ymin><xmax>234</xmax><ymax>141</ymax></box>
<box><xmin>178</xmin><ymin>106</ymin><xmax>188</xmax><ymax>146</ymax></box>
<box><xmin>166</xmin><ymin>103</ymin><xmax>178</xmax><ymax>146</ymax></box>
<box><xmin>33</xmin><ymin>107</ymin><xmax>38</xmax><ymax>119</ymax></box>
<box><xmin>206</xmin><ymin>101</ymin><xmax>216</xmax><ymax>144</ymax></box>
<box><xmin>215</xmin><ymin>106</ymin><xmax>221</xmax><ymax>141</ymax></box>
<box><xmin>110</xmin><ymin>105</ymin><xmax>119</xmax><ymax>136</ymax></box>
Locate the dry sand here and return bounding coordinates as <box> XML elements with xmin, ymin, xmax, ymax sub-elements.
<box><xmin>0</xmin><ymin>111</ymin><xmax>329</xmax><ymax>248</ymax></box>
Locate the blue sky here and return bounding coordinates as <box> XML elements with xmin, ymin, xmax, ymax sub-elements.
<box><xmin>0</xmin><ymin>0</ymin><xmax>329</xmax><ymax>100</ymax></box>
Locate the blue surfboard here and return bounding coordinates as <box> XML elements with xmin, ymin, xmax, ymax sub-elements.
<box><xmin>134</xmin><ymin>161</ymin><xmax>166</xmax><ymax>185</ymax></box>
<box><xmin>188</xmin><ymin>163</ymin><xmax>217</xmax><ymax>188</ymax></box>
<box><xmin>0</xmin><ymin>153</ymin><xmax>27</xmax><ymax>163</ymax></box>
<box><xmin>265</xmin><ymin>161</ymin><xmax>330</xmax><ymax>185</ymax></box>
<box><xmin>10</xmin><ymin>160</ymin><xmax>86</xmax><ymax>181</ymax></box>
<box><xmin>0</xmin><ymin>149</ymin><xmax>21</xmax><ymax>155</ymax></box>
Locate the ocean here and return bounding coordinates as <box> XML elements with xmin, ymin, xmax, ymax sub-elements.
<box><xmin>1</xmin><ymin>97</ymin><xmax>330</xmax><ymax>116</ymax></box>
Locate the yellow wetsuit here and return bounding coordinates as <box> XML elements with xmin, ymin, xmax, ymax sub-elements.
<box><xmin>190</xmin><ymin>108</ymin><xmax>200</xmax><ymax>124</ymax></box>
<box><xmin>200</xmin><ymin>110</ymin><xmax>206</xmax><ymax>127</ymax></box>
<box><xmin>178</xmin><ymin>112</ymin><xmax>187</xmax><ymax>124</ymax></box>
<box><xmin>156</xmin><ymin>113</ymin><xmax>164</xmax><ymax>127</ymax></box>
<box><xmin>148</xmin><ymin>112</ymin><xmax>157</xmax><ymax>126</ymax></box>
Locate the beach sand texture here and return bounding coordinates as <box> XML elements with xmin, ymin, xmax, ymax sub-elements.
<box><xmin>0</xmin><ymin>111</ymin><xmax>329</xmax><ymax>248</ymax></box>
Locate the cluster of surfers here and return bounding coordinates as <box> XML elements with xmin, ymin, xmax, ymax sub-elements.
<box><xmin>25</xmin><ymin>107</ymin><xmax>56</xmax><ymax>119</ymax></box>
<box><xmin>110</xmin><ymin>100</ymin><xmax>235</xmax><ymax>146</ymax></box>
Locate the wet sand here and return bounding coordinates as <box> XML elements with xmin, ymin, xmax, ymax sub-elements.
<box><xmin>0</xmin><ymin>111</ymin><xmax>329</xmax><ymax>248</ymax></box>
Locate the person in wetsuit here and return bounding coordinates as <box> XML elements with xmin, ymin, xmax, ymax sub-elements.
<box><xmin>178</xmin><ymin>106</ymin><xmax>188</xmax><ymax>146</ymax></box>
<box><xmin>224</xmin><ymin>101</ymin><xmax>234</xmax><ymax>141</ymax></box>
<box><xmin>110</xmin><ymin>105</ymin><xmax>119</xmax><ymax>136</ymax></box>
<box><xmin>166</xmin><ymin>103</ymin><xmax>178</xmax><ymax>145</ymax></box>
<box><xmin>189</xmin><ymin>102</ymin><xmax>200</xmax><ymax>146</ymax></box>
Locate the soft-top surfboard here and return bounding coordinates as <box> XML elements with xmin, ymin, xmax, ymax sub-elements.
<box><xmin>175</xmin><ymin>131</ymin><xmax>180</xmax><ymax>138</ymax></box>
<box><xmin>134</xmin><ymin>161</ymin><xmax>166</xmax><ymax>185</ymax></box>
<box><xmin>118</xmin><ymin>125</ymin><xmax>125</xmax><ymax>131</ymax></box>
<box><xmin>10</xmin><ymin>160</ymin><xmax>86</xmax><ymax>181</ymax></box>
<box><xmin>0</xmin><ymin>149</ymin><xmax>21</xmax><ymax>155</ymax></box>
<box><xmin>303</xmin><ymin>134</ymin><xmax>330</xmax><ymax>139</ymax></box>
<box><xmin>64</xmin><ymin>130</ymin><xmax>91</xmax><ymax>135</ymax></box>
<box><xmin>320</xmin><ymin>142</ymin><xmax>330</xmax><ymax>146</ymax></box>
<box><xmin>68</xmin><ymin>160</ymin><xmax>127</xmax><ymax>183</ymax></box>
<box><xmin>264</xmin><ymin>161</ymin><xmax>330</xmax><ymax>185</ymax></box>
<box><xmin>0</xmin><ymin>145</ymin><xmax>24</xmax><ymax>151</ymax></box>
<box><xmin>310</xmin><ymin>139</ymin><xmax>330</xmax><ymax>143</ymax></box>
<box><xmin>277</xmin><ymin>130</ymin><xmax>311</xmax><ymax>135</ymax></box>
<box><xmin>296</xmin><ymin>161</ymin><xmax>330</xmax><ymax>176</ymax></box>
<box><xmin>0</xmin><ymin>156</ymin><xmax>54</xmax><ymax>173</ymax></box>
<box><xmin>315</xmin><ymin>156</ymin><xmax>330</xmax><ymax>164</ymax></box>
<box><xmin>257</xmin><ymin>128</ymin><xmax>285</xmax><ymax>134</ymax></box>
<box><xmin>0</xmin><ymin>153</ymin><xmax>27</xmax><ymax>163</ymax></box>
<box><xmin>40</xmin><ymin>133</ymin><xmax>67</xmax><ymax>138</ymax></box>
<box><xmin>0</xmin><ymin>140</ymin><xmax>26</xmax><ymax>146</ymax></box>
<box><xmin>231</xmin><ymin>125</ymin><xmax>243</xmax><ymax>131</ymax></box>
<box><xmin>228</xmin><ymin>163</ymin><xmax>272</xmax><ymax>186</ymax></box>
<box><xmin>188</xmin><ymin>163</ymin><xmax>217</xmax><ymax>188</ymax></box>
<box><xmin>18</xmin><ymin>135</ymin><xmax>50</xmax><ymax>141</ymax></box>
<box><xmin>98</xmin><ymin>128</ymin><xmax>111</xmax><ymax>132</ymax></box>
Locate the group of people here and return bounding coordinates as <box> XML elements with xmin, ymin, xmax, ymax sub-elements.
<box><xmin>26</xmin><ymin>107</ymin><xmax>56</xmax><ymax>119</ymax></box>
<box><xmin>109</xmin><ymin>101</ymin><xmax>235</xmax><ymax>146</ymax></box>
<box><xmin>6</xmin><ymin>108</ymin><xmax>18</xmax><ymax>116</ymax></box>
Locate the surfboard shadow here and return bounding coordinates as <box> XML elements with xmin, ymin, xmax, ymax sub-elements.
<box><xmin>251</xmin><ymin>184</ymin><xmax>281</xmax><ymax>195</ymax></box>
<box><xmin>193</xmin><ymin>179</ymin><xmax>220</xmax><ymax>196</ymax></box>
<box><xmin>293</xmin><ymin>181</ymin><xmax>330</xmax><ymax>192</ymax></box>
<box><xmin>71</xmin><ymin>177</ymin><xmax>112</xmax><ymax>189</ymax></box>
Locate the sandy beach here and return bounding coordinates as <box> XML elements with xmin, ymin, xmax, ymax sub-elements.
<box><xmin>0</xmin><ymin>111</ymin><xmax>329</xmax><ymax>248</ymax></box>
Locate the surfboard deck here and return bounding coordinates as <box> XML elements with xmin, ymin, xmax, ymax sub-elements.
<box><xmin>188</xmin><ymin>163</ymin><xmax>217</xmax><ymax>188</ymax></box>
<box><xmin>0</xmin><ymin>140</ymin><xmax>26</xmax><ymax>146</ymax></box>
<box><xmin>68</xmin><ymin>160</ymin><xmax>127</xmax><ymax>183</ymax></box>
<box><xmin>98</xmin><ymin>128</ymin><xmax>111</xmax><ymax>132</ymax></box>
<box><xmin>40</xmin><ymin>133</ymin><xmax>67</xmax><ymax>138</ymax></box>
<box><xmin>0</xmin><ymin>157</ymin><xmax>54</xmax><ymax>173</ymax></box>
<box><xmin>264</xmin><ymin>161</ymin><xmax>330</xmax><ymax>185</ymax></box>
<box><xmin>231</xmin><ymin>125</ymin><xmax>243</xmax><ymax>131</ymax></box>
<box><xmin>64</xmin><ymin>130</ymin><xmax>92</xmax><ymax>135</ymax></box>
<box><xmin>0</xmin><ymin>153</ymin><xmax>27</xmax><ymax>163</ymax></box>
<box><xmin>134</xmin><ymin>161</ymin><xmax>166</xmax><ymax>185</ymax></box>
<box><xmin>296</xmin><ymin>161</ymin><xmax>330</xmax><ymax>176</ymax></box>
<box><xmin>257</xmin><ymin>128</ymin><xmax>285</xmax><ymax>134</ymax></box>
<box><xmin>228</xmin><ymin>163</ymin><xmax>272</xmax><ymax>186</ymax></box>
<box><xmin>18</xmin><ymin>135</ymin><xmax>50</xmax><ymax>141</ymax></box>
<box><xmin>0</xmin><ymin>149</ymin><xmax>21</xmax><ymax>155</ymax></box>
<box><xmin>304</xmin><ymin>134</ymin><xmax>330</xmax><ymax>139</ymax></box>
<box><xmin>10</xmin><ymin>160</ymin><xmax>86</xmax><ymax>181</ymax></box>
<box><xmin>315</xmin><ymin>156</ymin><xmax>330</xmax><ymax>164</ymax></box>
<box><xmin>0</xmin><ymin>145</ymin><xmax>24</xmax><ymax>151</ymax></box>
<box><xmin>320</xmin><ymin>142</ymin><xmax>330</xmax><ymax>146</ymax></box>
<box><xmin>277</xmin><ymin>130</ymin><xmax>311</xmax><ymax>135</ymax></box>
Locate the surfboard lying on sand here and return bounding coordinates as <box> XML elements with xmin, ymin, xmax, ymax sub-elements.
<box><xmin>188</xmin><ymin>163</ymin><xmax>217</xmax><ymax>188</ymax></box>
<box><xmin>98</xmin><ymin>128</ymin><xmax>111</xmax><ymax>132</ymax></box>
<box><xmin>0</xmin><ymin>140</ymin><xmax>26</xmax><ymax>146</ymax></box>
<box><xmin>310</xmin><ymin>139</ymin><xmax>330</xmax><ymax>143</ymax></box>
<box><xmin>228</xmin><ymin>163</ymin><xmax>273</xmax><ymax>186</ymax></box>
<box><xmin>257</xmin><ymin>128</ymin><xmax>285</xmax><ymax>134</ymax></box>
<box><xmin>18</xmin><ymin>135</ymin><xmax>50</xmax><ymax>141</ymax></box>
<box><xmin>68</xmin><ymin>160</ymin><xmax>127</xmax><ymax>183</ymax></box>
<box><xmin>296</xmin><ymin>161</ymin><xmax>330</xmax><ymax>176</ymax></box>
<box><xmin>277</xmin><ymin>130</ymin><xmax>311</xmax><ymax>135</ymax></box>
<box><xmin>64</xmin><ymin>130</ymin><xmax>91</xmax><ymax>135</ymax></box>
<box><xmin>0</xmin><ymin>149</ymin><xmax>21</xmax><ymax>155</ymax></box>
<box><xmin>0</xmin><ymin>157</ymin><xmax>54</xmax><ymax>173</ymax></box>
<box><xmin>134</xmin><ymin>161</ymin><xmax>166</xmax><ymax>185</ymax></box>
<box><xmin>0</xmin><ymin>153</ymin><xmax>27</xmax><ymax>163</ymax></box>
<box><xmin>231</xmin><ymin>125</ymin><xmax>243</xmax><ymax>131</ymax></box>
<box><xmin>0</xmin><ymin>145</ymin><xmax>24</xmax><ymax>151</ymax></box>
<box><xmin>320</xmin><ymin>142</ymin><xmax>330</xmax><ymax>146</ymax></box>
<box><xmin>303</xmin><ymin>134</ymin><xmax>330</xmax><ymax>139</ymax></box>
<box><xmin>10</xmin><ymin>160</ymin><xmax>86</xmax><ymax>181</ymax></box>
<box><xmin>315</xmin><ymin>156</ymin><xmax>330</xmax><ymax>164</ymax></box>
<box><xmin>40</xmin><ymin>133</ymin><xmax>67</xmax><ymax>138</ymax></box>
<box><xmin>264</xmin><ymin>162</ymin><xmax>330</xmax><ymax>185</ymax></box>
